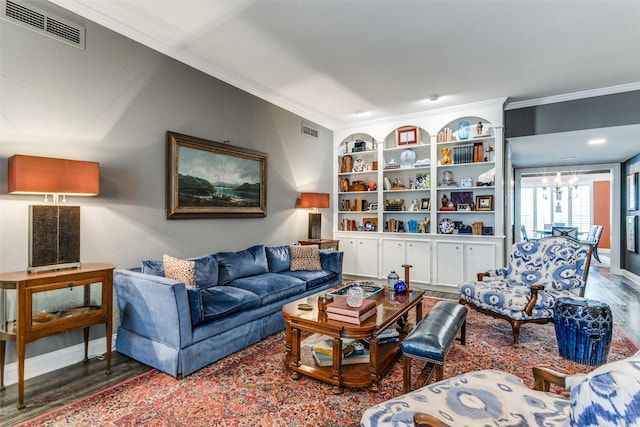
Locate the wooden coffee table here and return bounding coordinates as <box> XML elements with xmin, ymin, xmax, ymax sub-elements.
<box><xmin>282</xmin><ymin>287</ymin><xmax>424</xmax><ymax>394</ymax></box>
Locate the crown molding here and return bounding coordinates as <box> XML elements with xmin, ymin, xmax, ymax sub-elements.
<box><xmin>505</xmin><ymin>83</ymin><xmax>640</xmax><ymax>110</ymax></box>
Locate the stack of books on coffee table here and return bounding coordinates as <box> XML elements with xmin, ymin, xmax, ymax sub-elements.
<box><xmin>325</xmin><ymin>298</ymin><xmax>377</xmax><ymax>325</ymax></box>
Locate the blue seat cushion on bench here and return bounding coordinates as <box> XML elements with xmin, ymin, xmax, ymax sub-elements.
<box><xmin>280</xmin><ymin>269</ymin><xmax>338</xmax><ymax>290</ymax></box>
<box><xmin>402</xmin><ymin>301</ymin><xmax>467</xmax><ymax>364</ymax></box>
<box><xmin>199</xmin><ymin>286</ymin><xmax>260</xmax><ymax>323</ymax></box>
<box><xmin>225</xmin><ymin>273</ymin><xmax>306</xmax><ymax>306</ymax></box>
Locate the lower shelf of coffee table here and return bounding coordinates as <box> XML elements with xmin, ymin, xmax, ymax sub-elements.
<box><xmin>285</xmin><ymin>341</ymin><xmax>402</xmax><ymax>389</ymax></box>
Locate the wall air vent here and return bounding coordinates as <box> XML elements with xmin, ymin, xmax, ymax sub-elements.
<box><xmin>302</xmin><ymin>123</ymin><xmax>319</xmax><ymax>139</ymax></box>
<box><xmin>2</xmin><ymin>0</ymin><xmax>85</xmax><ymax>49</ymax></box>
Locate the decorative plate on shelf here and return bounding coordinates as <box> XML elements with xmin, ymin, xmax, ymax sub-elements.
<box><xmin>439</xmin><ymin>218</ymin><xmax>455</xmax><ymax>234</ymax></box>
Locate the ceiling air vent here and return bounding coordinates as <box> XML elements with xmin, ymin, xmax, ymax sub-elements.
<box><xmin>2</xmin><ymin>0</ymin><xmax>85</xmax><ymax>49</ymax></box>
<box><xmin>302</xmin><ymin>123</ymin><xmax>319</xmax><ymax>139</ymax></box>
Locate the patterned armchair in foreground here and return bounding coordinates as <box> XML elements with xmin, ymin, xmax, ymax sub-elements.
<box><xmin>458</xmin><ymin>236</ymin><xmax>592</xmax><ymax>344</ymax></box>
<box><xmin>360</xmin><ymin>351</ymin><xmax>640</xmax><ymax>427</ymax></box>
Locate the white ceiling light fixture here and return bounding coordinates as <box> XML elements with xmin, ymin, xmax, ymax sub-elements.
<box><xmin>588</xmin><ymin>138</ymin><xmax>607</xmax><ymax>145</ymax></box>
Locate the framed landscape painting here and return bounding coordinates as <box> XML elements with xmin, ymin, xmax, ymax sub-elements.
<box><xmin>166</xmin><ymin>131</ymin><xmax>267</xmax><ymax>219</ymax></box>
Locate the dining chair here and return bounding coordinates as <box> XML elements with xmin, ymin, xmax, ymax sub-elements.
<box><xmin>520</xmin><ymin>225</ymin><xmax>529</xmax><ymax>242</ymax></box>
<box><xmin>551</xmin><ymin>226</ymin><xmax>578</xmax><ymax>239</ymax></box>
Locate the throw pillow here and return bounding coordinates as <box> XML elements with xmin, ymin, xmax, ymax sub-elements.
<box><xmin>289</xmin><ymin>244</ymin><xmax>322</xmax><ymax>271</ymax></box>
<box><xmin>142</xmin><ymin>254</ymin><xmax>218</xmax><ymax>289</ymax></box>
<box><xmin>163</xmin><ymin>254</ymin><xmax>196</xmax><ymax>287</ymax></box>
<box><xmin>566</xmin><ymin>350</ymin><xmax>640</xmax><ymax>427</ymax></box>
<box><xmin>214</xmin><ymin>245</ymin><xmax>269</xmax><ymax>285</ymax></box>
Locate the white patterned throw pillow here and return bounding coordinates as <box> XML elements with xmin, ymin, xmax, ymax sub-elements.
<box><xmin>289</xmin><ymin>245</ymin><xmax>322</xmax><ymax>271</ymax></box>
<box><xmin>566</xmin><ymin>351</ymin><xmax>640</xmax><ymax>427</ymax></box>
<box><xmin>163</xmin><ymin>254</ymin><xmax>196</xmax><ymax>287</ymax></box>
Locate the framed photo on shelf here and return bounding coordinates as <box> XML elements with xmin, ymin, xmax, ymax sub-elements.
<box><xmin>420</xmin><ymin>198</ymin><xmax>430</xmax><ymax>210</ymax></box>
<box><xmin>396</xmin><ymin>126</ymin><xmax>420</xmax><ymax>147</ymax></box>
<box><xmin>628</xmin><ymin>172</ymin><xmax>638</xmax><ymax>210</ymax></box>
<box><xmin>457</xmin><ymin>203</ymin><xmax>469</xmax><ymax>211</ymax></box>
<box><xmin>476</xmin><ymin>195</ymin><xmax>493</xmax><ymax>211</ymax></box>
<box><xmin>627</xmin><ymin>215</ymin><xmax>637</xmax><ymax>252</ymax></box>
<box><xmin>166</xmin><ymin>131</ymin><xmax>266</xmax><ymax>219</ymax></box>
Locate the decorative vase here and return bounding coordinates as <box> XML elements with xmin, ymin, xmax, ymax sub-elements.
<box><xmin>441</xmin><ymin>194</ymin><xmax>449</xmax><ymax>208</ymax></box>
<box><xmin>394</xmin><ymin>280</ymin><xmax>408</xmax><ymax>294</ymax></box>
<box><xmin>387</xmin><ymin>271</ymin><xmax>399</xmax><ymax>290</ymax></box>
<box><xmin>346</xmin><ymin>285</ymin><xmax>364</xmax><ymax>307</ymax></box>
<box><xmin>458</xmin><ymin>121</ymin><xmax>470</xmax><ymax>140</ymax></box>
<box><xmin>400</xmin><ymin>149</ymin><xmax>416</xmax><ymax>168</ymax></box>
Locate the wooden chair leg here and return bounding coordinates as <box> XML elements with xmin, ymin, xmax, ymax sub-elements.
<box><xmin>403</xmin><ymin>356</ymin><xmax>412</xmax><ymax>393</ymax></box>
<box><xmin>511</xmin><ymin>320</ymin><xmax>522</xmax><ymax>345</ymax></box>
<box><xmin>460</xmin><ymin>319</ymin><xmax>466</xmax><ymax>345</ymax></box>
<box><xmin>435</xmin><ymin>365</ymin><xmax>444</xmax><ymax>382</ymax></box>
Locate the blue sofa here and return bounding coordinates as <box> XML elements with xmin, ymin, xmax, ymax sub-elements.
<box><xmin>114</xmin><ymin>244</ymin><xmax>343</xmax><ymax>377</ymax></box>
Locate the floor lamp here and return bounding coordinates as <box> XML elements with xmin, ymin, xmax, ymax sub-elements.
<box><xmin>299</xmin><ymin>192</ymin><xmax>330</xmax><ymax>240</ymax></box>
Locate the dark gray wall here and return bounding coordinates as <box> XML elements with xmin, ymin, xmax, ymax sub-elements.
<box><xmin>0</xmin><ymin>7</ymin><xmax>333</xmax><ymax>362</ymax></box>
<box><xmin>505</xmin><ymin>91</ymin><xmax>640</xmax><ymax>137</ymax></box>
<box><xmin>624</xmin><ymin>153</ymin><xmax>640</xmax><ymax>275</ymax></box>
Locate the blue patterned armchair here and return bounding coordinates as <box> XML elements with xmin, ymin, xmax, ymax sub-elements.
<box><xmin>458</xmin><ymin>236</ymin><xmax>593</xmax><ymax>344</ymax></box>
<box><xmin>360</xmin><ymin>351</ymin><xmax>640</xmax><ymax>427</ymax></box>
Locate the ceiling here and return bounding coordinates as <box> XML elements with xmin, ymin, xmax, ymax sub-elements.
<box><xmin>48</xmin><ymin>0</ymin><xmax>640</xmax><ymax>167</ymax></box>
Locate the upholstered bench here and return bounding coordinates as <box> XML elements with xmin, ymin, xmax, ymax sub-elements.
<box><xmin>401</xmin><ymin>301</ymin><xmax>467</xmax><ymax>393</ymax></box>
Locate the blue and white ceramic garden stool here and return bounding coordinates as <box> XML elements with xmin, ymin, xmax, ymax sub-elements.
<box><xmin>554</xmin><ymin>296</ymin><xmax>613</xmax><ymax>366</ymax></box>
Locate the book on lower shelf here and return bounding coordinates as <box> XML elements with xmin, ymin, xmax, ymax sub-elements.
<box><xmin>364</xmin><ymin>327</ymin><xmax>400</xmax><ymax>345</ymax></box>
<box><xmin>326</xmin><ymin>306</ymin><xmax>377</xmax><ymax>324</ymax></box>
<box><xmin>313</xmin><ymin>338</ymin><xmax>355</xmax><ymax>357</ymax></box>
<box><xmin>312</xmin><ymin>347</ymin><xmax>370</xmax><ymax>367</ymax></box>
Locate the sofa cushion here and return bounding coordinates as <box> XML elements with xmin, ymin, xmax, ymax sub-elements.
<box><xmin>289</xmin><ymin>244</ymin><xmax>322</xmax><ymax>271</ymax></box>
<box><xmin>265</xmin><ymin>245</ymin><xmax>291</xmax><ymax>273</ymax></box>
<box><xmin>163</xmin><ymin>254</ymin><xmax>196</xmax><ymax>286</ymax></box>
<box><xmin>215</xmin><ymin>245</ymin><xmax>269</xmax><ymax>285</ymax></box>
<box><xmin>141</xmin><ymin>254</ymin><xmax>219</xmax><ymax>290</ymax></box>
<box><xmin>199</xmin><ymin>286</ymin><xmax>261</xmax><ymax>323</ymax></box>
<box><xmin>280</xmin><ymin>269</ymin><xmax>338</xmax><ymax>290</ymax></box>
<box><xmin>565</xmin><ymin>351</ymin><xmax>640</xmax><ymax>427</ymax></box>
<box><xmin>226</xmin><ymin>273</ymin><xmax>305</xmax><ymax>305</ymax></box>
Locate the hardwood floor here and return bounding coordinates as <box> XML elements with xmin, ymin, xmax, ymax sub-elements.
<box><xmin>1</xmin><ymin>265</ymin><xmax>638</xmax><ymax>426</ymax></box>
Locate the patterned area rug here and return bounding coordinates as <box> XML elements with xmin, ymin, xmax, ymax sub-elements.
<box><xmin>19</xmin><ymin>297</ymin><xmax>638</xmax><ymax>427</ymax></box>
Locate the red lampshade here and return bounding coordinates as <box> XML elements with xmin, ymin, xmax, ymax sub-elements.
<box><xmin>299</xmin><ymin>192</ymin><xmax>329</xmax><ymax>209</ymax></box>
<box><xmin>8</xmin><ymin>154</ymin><xmax>99</xmax><ymax>196</ymax></box>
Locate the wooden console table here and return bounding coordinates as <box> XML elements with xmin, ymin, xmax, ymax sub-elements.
<box><xmin>0</xmin><ymin>263</ymin><xmax>114</xmax><ymax>409</ymax></box>
<box><xmin>298</xmin><ymin>239</ymin><xmax>340</xmax><ymax>250</ymax></box>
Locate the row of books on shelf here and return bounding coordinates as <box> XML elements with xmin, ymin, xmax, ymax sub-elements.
<box><xmin>448</xmin><ymin>143</ymin><xmax>484</xmax><ymax>164</ymax></box>
<box><xmin>344</xmin><ymin>199</ymin><xmax>370</xmax><ymax>211</ymax></box>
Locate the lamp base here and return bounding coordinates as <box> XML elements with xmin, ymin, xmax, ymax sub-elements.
<box><xmin>308</xmin><ymin>212</ymin><xmax>322</xmax><ymax>240</ymax></box>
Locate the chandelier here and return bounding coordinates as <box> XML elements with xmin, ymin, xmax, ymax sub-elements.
<box><xmin>542</xmin><ymin>172</ymin><xmax>577</xmax><ymax>201</ymax></box>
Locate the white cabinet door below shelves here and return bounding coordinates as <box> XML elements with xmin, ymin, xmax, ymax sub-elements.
<box><xmin>406</xmin><ymin>240</ymin><xmax>431</xmax><ymax>284</ymax></box>
<box><xmin>465</xmin><ymin>242</ymin><xmax>496</xmax><ymax>281</ymax></box>
<box><xmin>435</xmin><ymin>241</ymin><xmax>464</xmax><ymax>287</ymax></box>
<box><xmin>381</xmin><ymin>239</ymin><xmax>405</xmax><ymax>277</ymax></box>
<box><xmin>340</xmin><ymin>237</ymin><xmax>378</xmax><ymax>278</ymax></box>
